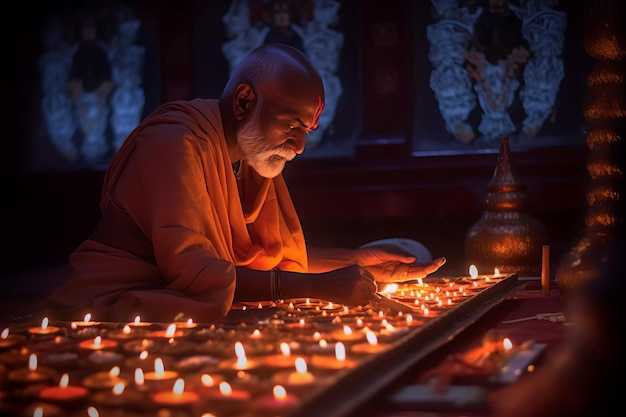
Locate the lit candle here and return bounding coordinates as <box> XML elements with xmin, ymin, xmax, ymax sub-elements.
<box><xmin>253</xmin><ymin>384</ymin><xmax>298</xmax><ymax>416</ymax></box>
<box><xmin>272</xmin><ymin>357</ymin><xmax>319</xmax><ymax>394</ymax></box>
<box><xmin>128</xmin><ymin>315</ymin><xmax>152</xmax><ymax>328</ymax></box>
<box><xmin>219</xmin><ymin>341</ymin><xmax>262</xmax><ymax>372</ymax></box>
<box><xmin>350</xmin><ymin>329</ymin><xmax>389</xmax><ymax>355</ymax></box>
<box><xmin>331</xmin><ymin>325</ymin><xmax>364</xmax><ymax>343</ymax></box>
<box><xmin>173</xmin><ymin>318</ymin><xmax>198</xmax><ymax>330</ymax></box>
<box><xmin>70</xmin><ymin>313</ymin><xmax>100</xmax><ymax>328</ymax></box>
<box><xmin>82</xmin><ymin>366</ymin><xmax>128</xmax><ymax>390</ymax></box>
<box><xmin>152</xmin><ymin>378</ymin><xmax>199</xmax><ymax>408</ymax></box>
<box><xmin>27</xmin><ymin>317</ymin><xmax>60</xmax><ymax>336</ymax></box>
<box><xmin>203</xmin><ymin>381</ymin><xmax>251</xmax><ymax>415</ymax></box>
<box><xmin>262</xmin><ymin>342</ymin><xmax>297</xmax><ymax>370</ymax></box>
<box><xmin>78</xmin><ymin>335</ymin><xmax>118</xmax><ymax>352</ymax></box>
<box><xmin>38</xmin><ymin>372</ymin><xmax>88</xmax><ymax>405</ymax></box>
<box><xmin>0</xmin><ymin>327</ymin><xmax>26</xmax><ymax>350</ymax></box>
<box><xmin>105</xmin><ymin>324</ymin><xmax>148</xmax><ymax>341</ymax></box>
<box><xmin>7</xmin><ymin>353</ymin><xmax>55</xmax><ymax>385</ymax></box>
<box><xmin>143</xmin><ymin>357</ymin><xmax>179</xmax><ymax>390</ymax></box>
<box><xmin>147</xmin><ymin>323</ymin><xmax>185</xmax><ymax>339</ymax></box>
<box><xmin>310</xmin><ymin>341</ymin><xmax>358</xmax><ymax>370</ymax></box>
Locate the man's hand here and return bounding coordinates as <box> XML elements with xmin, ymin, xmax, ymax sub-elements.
<box><xmin>353</xmin><ymin>244</ymin><xmax>446</xmax><ymax>283</ymax></box>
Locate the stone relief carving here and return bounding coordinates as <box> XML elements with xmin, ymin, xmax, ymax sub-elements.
<box><xmin>39</xmin><ymin>7</ymin><xmax>145</xmax><ymax>164</ymax></box>
<box><xmin>427</xmin><ymin>0</ymin><xmax>566</xmax><ymax>143</ymax></box>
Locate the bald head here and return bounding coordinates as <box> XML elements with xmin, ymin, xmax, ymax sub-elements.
<box><xmin>221</xmin><ymin>44</ymin><xmax>324</xmax><ymax>104</ymax></box>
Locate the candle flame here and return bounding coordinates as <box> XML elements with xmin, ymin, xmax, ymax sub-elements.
<box><xmin>319</xmin><ymin>339</ymin><xmax>328</xmax><ymax>348</ymax></box>
<box><xmin>139</xmin><ymin>350</ymin><xmax>148</xmax><ymax>359</ymax></box>
<box><xmin>33</xmin><ymin>407</ymin><xmax>44</xmax><ymax>417</ymax></box>
<box><xmin>299</xmin><ymin>318</ymin><xmax>305</xmax><ymax>327</ymax></box>
<box><xmin>313</xmin><ymin>331</ymin><xmax>321</xmax><ymax>341</ymax></box>
<box><xmin>365</xmin><ymin>330</ymin><xmax>378</xmax><ymax>345</ymax></box>
<box><xmin>1</xmin><ymin>328</ymin><xmax>8</xmax><ymax>339</ymax></box>
<box><xmin>335</xmin><ymin>342</ymin><xmax>346</xmax><ymax>361</ymax></box>
<box><xmin>122</xmin><ymin>325</ymin><xmax>131</xmax><ymax>334</ymax></box>
<box><xmin>173</xmin><ymin>378</ymin><xmax>185</xmax><ymax>394</ymax></box>
<box><xmin>280</xmin><ymin>342</ymin><xmax>291</xmax><ymax>356</ymax></box>
<box><xmin>380</xmin><ymin>283</ymin><xmax>398</xmax><ymax>294</ymax></box>
<box><xmin>133</xmin><ymin>316</ymin><xmax>141</xmax><ymax>324</ymax></box>
<box><xmin>165</xmin><ymin>323</ymin><xmax>177</xmax><ymax>338</ymax></box>
<box><xmin>84</xmin><ymin>313</ymin><xmax>92</xmax><ymax>323</ymax></box>
<box><xmin>28</xmin><ymin>353</ymin><xmax>37</xmax><ymax>371</ymax></box>
<box><xmin>186</xmin><ymin>318</ymin><xmax>194</xmax><ymax>326</ymax></box>
<box><xmin>494</xmin><ymin>267</ymin><xmax>500</xmax><ymax>276</ymax></box>
<box><xmin>406</xmin><ymin>315</ymin><xmax>413</xmax><ymax>324</ymax></box>
<box><xmin>469</xmin><ymin>265</ymin><xmax>478</xmax><ymax>278</ymax></box>
<box><xmin>234</xmin><ymin>341</ymin><xmax>246</xmax><ymax>358</ymax></box>
<box><xmin>41</xmin><ymin>317</ymin><xmax>49</xmax><ymax>330</ymax></box>
<box><xmin>252</xmin><ymin>329</ymin><xmax>261</xmax><ymax>338</ymax></box>
<box><xmin>87</xmin><ymin>406</ymin><xmax>100</xmax><ymax>417</ymax></box>
<box><xmin>93</xmin><ymin>336</ymin><xmax>102</xmax><ymax>347</ymax></box>
<box><xmin>112</xmin><ymin>382</ymin><xmax>125</xmax><ymax>395</ymax></box>
<box><xmin>503</xmin><ymin>338</ymin><xmax>513</xmax><ymax>351</ymax></box>
<box><xmin>219</xmin><ymin>381</ymin><xmax>232</xmax><ymax>396</ymax></box>
<box><xmin>59</xmin><ymin>373</ymin><xmax>70</xmax><ymax>388</ymax></box>
<box><xmin>110</xmin><ymin>366</ymin><xmax>121</xmax><ymax>377</ymax></box>
<box><xmin>295</xmin><ymin>357</ymin><xmax>308</xmax><ymax>373</ymax></box>
<box><xmin>134</xmin><ymin>368</ymin><xmax>144</xmax><ymax>385</ymax></box>
<box><xmin>342</xmin><ymin>325</ymin><xmax>352</xmax><ymax>336</ymax></box>
<box><xmin>201</xmin><ymin>373</ymin><xmax>215</xmax><ymax>387</ymax></box>
<box><xmin>273</xmin><ymin>384</ymin><xmax>287</xmax><ymax>400</ymax></box>
<box><xmin>154</xmin><ymin>358</ymin><xmax>165</xmax><ymax>376</ymax></box>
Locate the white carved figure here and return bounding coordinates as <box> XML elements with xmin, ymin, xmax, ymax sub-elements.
<box><xmin>427</xmin><ymin>0</ymin><xmax>566</xmax><ymax>143</ymax></box>
<box><xmin>221</xmin><ymin>0</ymin><xmax>344</xmax><ymax>148</ymax></box>
<box><xmin>65</xmin><ymin>14</ymin><xmax>115</xmax><ymax>162</ymax></box>
<box><xmin>39</xmin><ymin>8</ymin><xmax>146</xmax><ymax>165</ymax></box>
<box><xmin>426</xmin><ymin>2</ymin><xmax>479</xmax><ymax>143</ymax></box>
<box><xmin>39</xmin><ymin>15</ymin><xmax>79</xmax><ymax>160</ymax></box>
<box><xmin>519</xmin><ymin>4</ymin><xmax>566</xmax><ymax>137</ymax></box>
<box><xmin>107</xmin><ymin>8</ymin><xmax>146</xmax><ymax>151</ymax></box>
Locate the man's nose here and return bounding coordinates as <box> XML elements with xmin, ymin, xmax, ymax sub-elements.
<box><xmin>289</xmin><ymin>131</ymin><xmax>307</xmax><ymax>154</ymax></box>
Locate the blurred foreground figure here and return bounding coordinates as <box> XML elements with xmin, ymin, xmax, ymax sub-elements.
<box><xmin>489</xmin><ymin>242</ymin><xmax>626</xmax><ymax>417</ymax></box>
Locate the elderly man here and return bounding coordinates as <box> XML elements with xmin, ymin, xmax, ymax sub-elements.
<box><xmin>47</xmin><ymin>44</ymin><xmax>445</xmax><ymax>322</ymax></box>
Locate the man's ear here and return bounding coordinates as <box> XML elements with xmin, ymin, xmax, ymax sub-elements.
<box><xmin>233</xmin><ymin>83</ymin><xmax>256</xmax><ymax>120</ymax></box>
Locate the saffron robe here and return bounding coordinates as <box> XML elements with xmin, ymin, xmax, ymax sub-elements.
<box><xmin>46</xmin><ymin>99</ymin><xmax>308</xmax><ymax>322</ymax></box>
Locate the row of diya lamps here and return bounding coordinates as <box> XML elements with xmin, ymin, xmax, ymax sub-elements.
<box><xmin>0</xmin><ymin>272</ymin><xmax>504</xmax><ymax>417</ymax></box>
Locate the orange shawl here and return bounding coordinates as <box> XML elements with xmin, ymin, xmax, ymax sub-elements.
<box><xmin>47</xmin><ymin>99</ymin><xmax>307</xmax><ymax>322</ymax></box>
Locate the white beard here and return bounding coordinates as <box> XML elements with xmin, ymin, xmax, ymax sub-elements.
<box><xmin>236</xmin><ymin>105</ymin><xmax>296</xmax><ymax>178</ymax></box>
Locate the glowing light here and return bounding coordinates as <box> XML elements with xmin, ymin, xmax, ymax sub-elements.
<box><xmin>110</xmin><ymin>366</ymin><xmax>121</xmax><ymax>377</ymax></box>
<box><xmin>503</xmin><ymin>338</ymin><xmax>513</xmax><ymax>351</ymax></box>
<box><xmin>154</xmin><ymin>358</ymin><xmax>165</xmax><ymax>377</ymax></box>
<box><xmin>280</xmin><ymin>342</ymin><xmax>291</xmax><ymax>356</ymax></box>
<box><xmin>219</xmin><ymin>381</ymin><xmax>233</xmax><ymax>396</ymax></box>
<box><xmin>1</xmin><ymin>328</ymin><xmax>8</xmax><ymax>339</ymax></box>
<box><xmin>173</xmin><ymin>378</ymin><xmax>185</xmax><ymax>394</ymax></box>
<box><xmin>41</xmin><ymin>317</ymin><xmax>49</xmax><ymax>330</ymax></box>
<box><xmin>112</xmin><ymin>382</ymin><xmax>125</xmax><ymax>395</ymax></box>
<box><xmin>165</xmin><ymin>324</ymin><xmax>177</xmax><ymax>338</ymax></box>
<box><xmin>365</xmin><ymin>330</ymin><xmax>378</xmax><ymax>345</ymax></box>
<box><xmin>273</xmin><ymin>384</ymin><xmax>287</xmax><ymax>400</ymax></box>
<box><xmin>58</xmin><ymin>373</ymin><xmax>69</xmax><ymax>388</ymax></box>
<box><xmin>134</xmin><ymin>368</ymin><xmax>144</xmax><ymax>385</ymax></box>
<box><xmin>87</xmin><ymin>406</ymin><xmax>99</xmax><ymax>417</ymax></box>
<box><xmin>469</xmin><ymin>265</ymin><xmax>478</xmax><ymax>278</ymax></box>
<box><xmin>201</xmin><ymin>374</ymin><xmax>215</xmax><ymax>387</ymax></box>
<box><xmin>335</xmin><ymin>342</ymin><xmax>346</xmax><ymax>361</ymax></box>
<box><xmin>28</xmin><ymin>353</ymin><xmax>38</xmax><ymax>371</ymax></box>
